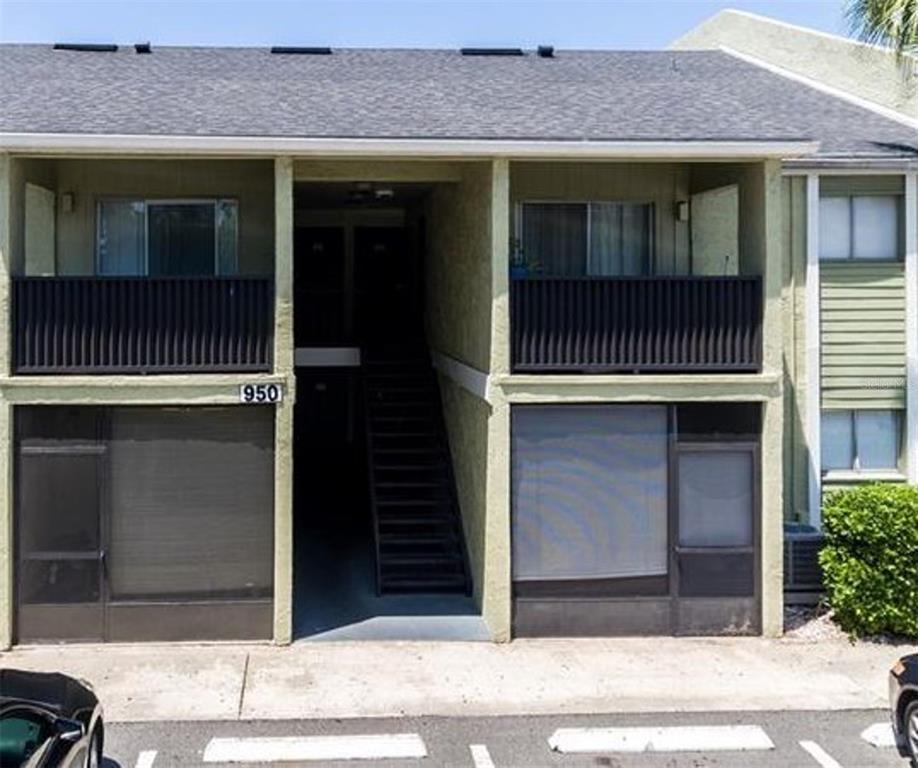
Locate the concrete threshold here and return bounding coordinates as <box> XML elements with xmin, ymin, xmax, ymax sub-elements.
<box><xmin>1</xmin><ymin>635</ymin><xmax>913</xmax><ymax>723</ymax></box>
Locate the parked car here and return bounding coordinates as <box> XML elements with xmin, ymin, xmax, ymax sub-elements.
<box><xmin>0</xmin><ymin>669</ymin><xmax>103</xmax><ymax>767</ymax></box>
<box><xmin>891</xmin><ymin>653</ymin><xmax>918</xmax><ymax>766</ymax></box>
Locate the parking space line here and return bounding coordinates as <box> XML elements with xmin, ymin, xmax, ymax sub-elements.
<box><xmin>135</xmin><ymin>751</ymin><xmax>157</xmax><ymax>768</ymax></box>
<box><xmin>548</xmin><ymin>725</ymin><xmax>775</xmax><ymax>753</ymax></box>
<box><xmin>470</xmin><ymin>743</ymin><xmax>495</xmax><ymax>768</ymax></box>
<box><xmin>799</xmin><ymin>740</ymin><xmax>844</xmax><ymax>768</ymax></box>
<box><xmin>861</xmin><ymin>722</ymin><xmax>897</xmax><ymax>748</ymax></box>
<box><xmin>202</xmin><ymin>733</ymin><xmax>427</xmax><ymax>762</ymax></box>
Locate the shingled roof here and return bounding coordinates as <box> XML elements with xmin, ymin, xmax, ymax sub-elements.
<box><xmin>1</xmin><ymin>44</ymin><xmax>915</xmax><ymax>158</ymax></box>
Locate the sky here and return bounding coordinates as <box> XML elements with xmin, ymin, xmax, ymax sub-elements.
<box><xmin>0</xmin><ymin>0</ymin><xmax>849</xmax><ymax>49</ymax></box>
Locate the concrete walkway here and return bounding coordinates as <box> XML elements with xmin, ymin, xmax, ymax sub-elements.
<box><xmin>2</xmin><ymin>636</ymin><xmax>915</xmax><ymax>723</ymax></box>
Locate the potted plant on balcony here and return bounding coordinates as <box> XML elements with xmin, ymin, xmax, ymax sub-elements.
<box><xmin>509</xmin><ymin>238</ymin><xmax>541</xmax><ymax>279</ymax></box>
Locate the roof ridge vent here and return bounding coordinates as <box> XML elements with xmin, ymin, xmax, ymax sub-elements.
<box><xmin>460</xmin><ymin>47</ymin><xmax>524</xmax><ymax>56</ymax></box>
<box><xmin>135</xmin><ymin>42</ymin><xmax>152</xmax><ymax>54</ymax></box>
<box><xmin>271</xmin><ymin>46</ymin><xmax>332</xmax><ymax>55</ymax></box>
<box><xmin>53</xmin><ymin>43</ymin><xmax>118</xmax><ymax>52</ymax></box>
<box><xmin>537</xmin><ymin>45</ymin><xmax>554</xmax><ymax>58</ymax></box>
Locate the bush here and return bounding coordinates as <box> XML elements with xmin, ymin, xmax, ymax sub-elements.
<box><xmin>819</xmin><ymin>483</ymin><xmax>918</xmax><ymax>638</ymax></box>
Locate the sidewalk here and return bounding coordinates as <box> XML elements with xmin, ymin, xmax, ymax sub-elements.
<box><xmin>2</xmin><ymin>635</ymin><xmax>915</xmax><ymax>723</ymax></box>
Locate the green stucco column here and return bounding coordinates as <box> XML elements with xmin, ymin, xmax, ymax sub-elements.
<box><xmin>483</xmin><ymin>158</ymin><xmax>512</xmax><ymax>641</ymax></box>
<box><xmin>0</xmin><ymin>154</ymin><xmax>12</xmax><ymax>649</ymax></box>
<box><xmin>760</xmin><ymin>159</ymin><xmax>785</xmax><ymax>637</ymax></box>
<box><xmin>272</xmin><ymin>157</ymin><xmax>295</xmax><ymax>644</ymax></box>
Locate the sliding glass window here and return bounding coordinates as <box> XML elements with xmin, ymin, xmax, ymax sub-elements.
<box><xmin>517</xmin><ymin>202</ymin><xmax>654</xmax><ymax>277</ymax></box>
<box><xmin>97</xmin><ymin>199</ymin><xmax>239</xmax><ymax>276</ymax></box>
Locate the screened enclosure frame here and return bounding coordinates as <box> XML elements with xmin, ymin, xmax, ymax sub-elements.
<box><xmin>94</xmin><ymin>197</ymin><xmax>240</xmax><ymax>277</ymax></box>
<box><xmin>510</xmin><ymin>403</ymin><xmax>762</xmax><ymax>636</ymax></box>
<box><xmin>13</xmin><ymin>405</ymin><xmax>275</xmax><ymax>643</ymax></box>
<box><xmin>513</xmin><ymin>199</ymin><xmax>658</xmax><ymax>277</ymax></box>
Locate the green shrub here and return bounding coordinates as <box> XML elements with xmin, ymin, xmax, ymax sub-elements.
<box><xmin>819</xmin><ymin>483</ymin><xmax>918</xmax><ymax>638</ymax></box>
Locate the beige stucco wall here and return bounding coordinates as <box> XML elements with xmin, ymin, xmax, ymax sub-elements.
<box><xmin>439</xmin><ymin>378</ymin><xmax>491</xmax><ymax>609</ymax></box>
<box><xmin>18</xmin><ymin>158</ymin><xmax>275</xmax><ymax>276</ymax></box>
<box><xmin>672</xmin><ymin>9</ymin><xmax>917</xmax><ymax>120</ymax></box>
<box><xmin>509</xmin><ymin>162</ymin><xmax>691</xmax><ymax>274</ymax></box>
<box><xmin>425</xmin><ymin>162</ymin><xmax>494</xmax><ymax>371</ymax></box>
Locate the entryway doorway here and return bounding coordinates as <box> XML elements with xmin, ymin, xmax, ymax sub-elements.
<box><xmin>291</xmin><ymin>181</ymin><xmax>484</xmax><ymax>641</ymax></box>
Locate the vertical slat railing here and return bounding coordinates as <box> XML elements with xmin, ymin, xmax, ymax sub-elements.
<box><xmin>12</xmin><ymin>276</ymin><xmax>274</xmax><ymax>373</ymax></box>
<box><xmin>510</xmin><ymin>276</ymin><xmax>762</xmax><ymax>373</ymax></box>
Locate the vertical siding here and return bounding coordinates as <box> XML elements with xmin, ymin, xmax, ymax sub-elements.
<box><xmin>820</xmin><ymin>261</ymin><xmax>906</xmax><ymax>409</ymax></box>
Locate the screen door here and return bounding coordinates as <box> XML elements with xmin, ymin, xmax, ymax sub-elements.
<box><xmin>16</xmin><ymin>410</ymin><xmax>106</xmax><ymax>642</ymax></box>
<box><xmin>673</xmin><ymin>442</ymin><xmax>759</xmax><ymax>635</ymax></box>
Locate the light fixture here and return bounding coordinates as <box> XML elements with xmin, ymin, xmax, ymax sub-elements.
<box><xmin>60</xmin><ymin>192</ymin><xmax>74</xmax><ymax>213</ymax></box>
<box><xmin>676</xmin><ymin>200</ymin><xmax>690</xmax><ymax>222</ymax></box>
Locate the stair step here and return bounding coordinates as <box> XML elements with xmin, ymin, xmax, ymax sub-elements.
<box><xmin>378</xmin><ymin>516</ymin><xmax>455</xmax><ymax>527</ymax></box>
<box><xmin>380</xmin><ymin>555</ymin><xmax>464</xmax><ymax>566</ymax></box>
<box><xmin>376</xmin><ymin>498</ymin><xmax>451</xmax><ymax>507</ymax></box>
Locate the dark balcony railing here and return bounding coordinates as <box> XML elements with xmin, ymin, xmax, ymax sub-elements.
<box><xmin>13</xmin><ymin>276</ymin><xmax>274</xmax><ymax>374</ymax></box>
<box><xmin>511</xmin><ymin>276</ymin><xmax>762</xmax><ymax>373</ymax></box>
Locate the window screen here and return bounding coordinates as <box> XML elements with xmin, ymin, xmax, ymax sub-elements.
<box><xmin>511</xmin><ymin>405</ymin><xmax>668</xmax><ymax>581</ymax></box>
<box><xmin>819</xmin><ymin>195</ymin><xmax>900</xmax><ymax>261</ymax></box>
<box><xmin>678</xmin><ymin>450</ymin><xmax>753</xmax><ymax>548</ymax></box>
<box><xmin>98</xmin><ymin>201</ymin><xmax>145</xmax><ymax>275</ymax></box>
<box><xmin>821</xmin><ymin>409</ymin><xmax>900</xmax><ymax>472</ymax></box>
<box><xmin>519</xmin><ymin>203</ymin><xmax>586</xmax><ymax>276</ymax></box>
<box><xmin>106</xmin><ymin>407</ymin><xmax>274</xmax><ymax>601</ymax></box>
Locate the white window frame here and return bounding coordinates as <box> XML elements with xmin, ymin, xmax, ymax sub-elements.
<box><xmin>820</xmin><ymin>408</ymin><xmax>904</xmax><ymax>479</ymax></box>
<box><xmin>818</xmin><ymin>193</ymin><xmax>902</xmax><ymax>262</ymax></box>
<box><xmin>515</xmin><ymin>200</ymin><xmax>657</xmax><ymax>275</ymax></box>
<box><xmin>95</xmin><ymin>197</ymin><xmax>239</xmax><ymax>276</ymax></box>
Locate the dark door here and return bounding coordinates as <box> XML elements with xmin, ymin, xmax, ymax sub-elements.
<box><xmin>294</xmin><ymin>226</ymin><xmax>347</xmax><ymax>345</ymax></box>
<box><xmin>672</xmin><ymin>442</ymin><xmax>760</xmax><ymax>635</ymax></box>
<box><xmin>16</xmin><ymin>410</ymin><xmax>107</xmax><ymax>642</ymax></box>
<box><xmin>354</xmin><ymin>227</ymin><xmax>420</xmax><ymax>348</ymax></box>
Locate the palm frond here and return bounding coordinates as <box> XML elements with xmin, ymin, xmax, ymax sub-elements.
<box><xmin>846</xmin><ymin>0</ymin><xmax>918</xmax><ymax>74</ymax></box>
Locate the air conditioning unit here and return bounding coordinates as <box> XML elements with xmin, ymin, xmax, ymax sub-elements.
<box><xmin>784</xmin><ymin>523</ymin><xmax>825</xmax><ymax>605</ymax></box>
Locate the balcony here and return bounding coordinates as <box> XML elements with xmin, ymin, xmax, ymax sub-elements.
<box><xmin>510</xmin><ymin>276</ymin><xmax>762</xmax><ymax>374</ymax></box>
<box><xmin>12</xmin><ymin>276</ymin><xmax>274</xmax><ymax>374</ymax></box>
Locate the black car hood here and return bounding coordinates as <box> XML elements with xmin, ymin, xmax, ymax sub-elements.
<box><xmin>0</xmin><ymin>669</ymin><xmax>97</xmax><ymax>717</ymax></box>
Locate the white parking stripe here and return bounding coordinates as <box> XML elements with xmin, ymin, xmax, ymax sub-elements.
<box><xmin>548</xmin><ymin>725</ymin><xmax>775</xmax><ymax>753</ymax></box>
<box><xmin>134</xmin><ymin>751</ymin><xmax>157</xmax><ymax>768</ymax></box>
<box><xmin>202</xmin><ymin>733</ymin><xmax>427</xmax><ymax>762</ymax></box>
<box><xmin>861</xmin><ymin>722</ymin><xmax>897</xmax><ymax>748</ymax></box>
<box><xmin>800</xmin><ymin>740</ymin><xmax>844</xmax><ymax>768</ymax></box>
<box><xmin>470</xmin><ymin>743</ymin><xmax>496</xmax><ymax>768</ymax></box>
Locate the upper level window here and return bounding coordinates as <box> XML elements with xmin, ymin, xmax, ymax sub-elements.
<box><xmin>517</xmin><ymin>202</ymin><xmax>654</xmax><ymax>277</ymax></box>
<box><xmin>821</xmin><ymin>409</ymin><xmax>900</xmax><ymax>473</ymax></box>
<box><xmin>819</xmin><ymin>195</ymin><xmax>900</xmax><ymax>261</ymax></box>
<box><xmin>97</xmin><ymin>199</ymin><xmax>238</xmax><ymax>276</ymax></box>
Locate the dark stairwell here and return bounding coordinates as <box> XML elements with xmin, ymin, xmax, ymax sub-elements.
<box><xmin>363</xmin><ymin>349</ymin><xmax>472</xmax><ymax>595</ymax></box>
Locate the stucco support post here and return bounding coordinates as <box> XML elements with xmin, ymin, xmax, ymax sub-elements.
<box><xmin>905</xmin><ymin>173</ymin><xmax>918</xmax><ymax>484</ymax></box>
<box><xmin>483</xmin><ymin>158</ymin><xmax>512</xmax><ymax>641</ymax></box>
<box><xmin>273</xmin><ymin>157</ymin><xmax>295</xmax><ymax>644</ymax></box>
<box><xmin>0</xmin><ymin>154</ymin><xmax>12</xmax><ymax>649</ymax></box>
<box><xmin>760</xmin><ymin>159</ymin><xmax>785</xmax><ymax>638</ymax></box>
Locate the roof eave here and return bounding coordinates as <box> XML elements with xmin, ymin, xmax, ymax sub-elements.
<box><xmin>783</xmin><ymin>156</ymin><xmax>918</xmax><ymax>173</ymax></box>
<box><xmin>0</xmin><ymin>132</ymin><xmax>820</xmax><ymax>160</ymax></box>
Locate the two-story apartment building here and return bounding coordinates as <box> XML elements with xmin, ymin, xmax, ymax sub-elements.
<box><xmin>0</xmin><ymin>43</ymin><xmax>915</xmax><ymax>647</ymax></box>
